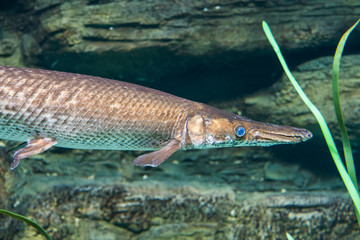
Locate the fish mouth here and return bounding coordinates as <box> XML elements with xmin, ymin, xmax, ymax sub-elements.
<box><xmin>245</xmin><ymin>122</ymin><xmax>313</xmax><ymax>145</ymax></box>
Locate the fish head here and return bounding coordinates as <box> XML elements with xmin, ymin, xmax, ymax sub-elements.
<box><xmin>186</xmin><ymin>108</ymin><xmax>312</xmax><ymax>149</ymax></box>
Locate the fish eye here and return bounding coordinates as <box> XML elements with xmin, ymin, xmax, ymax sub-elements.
<box><xmin>234</xmin><ymin>125</ymin><xmax>246</xmax><ymax>138</ymax></box>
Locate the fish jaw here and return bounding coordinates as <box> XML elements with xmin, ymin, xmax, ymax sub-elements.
<box><xmin>240</xmin><ymin>120</ymin><xmax>313</xmax><ymax>146</ymax></box>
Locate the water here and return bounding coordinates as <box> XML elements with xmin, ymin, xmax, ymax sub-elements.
<box><xmin>0</xmin><ymin>0</ymin><xmax>360</xmax><ymax>239</ymax></box>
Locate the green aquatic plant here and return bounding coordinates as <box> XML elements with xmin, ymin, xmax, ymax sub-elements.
<box><xmin>262</xmin><ymin>18</ymin><xmax>360</xmax><ymax>238</ymax></box>
<box><xmin>332</xmin><ymin>19</ymin><xmax>359</xmax><ymax>210</ymax></box>
<box><xmin>0</xmin><ymin>209</ymin><xmax>53</xmax><ymax>239</ymax></box>
<box><xmin>286</xmin><ymin>232</ymin><xmax>294</xmax><ymax>240</ymax></box>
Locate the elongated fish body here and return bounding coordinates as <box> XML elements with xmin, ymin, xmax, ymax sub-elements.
<box><xmin>0</xmin><ymin>65</ymin><xmax>312</xmax><ymax>169</ymax></box>
<box><xmin>0</xmin><ymin>66</ymin><xmax>196</xmax><ymax>150</ymax></box>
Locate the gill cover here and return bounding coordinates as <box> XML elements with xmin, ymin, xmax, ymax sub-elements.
<box><xmin>187</xmin><ymin>115</ymin><xmax>205</xmax><ymax>146</ymax></box>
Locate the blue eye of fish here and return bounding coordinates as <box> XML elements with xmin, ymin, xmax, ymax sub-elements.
<box><xmin>235</xmin><ymin>125</ymin><xmax>246</xmax><ymax>137</ymax></box>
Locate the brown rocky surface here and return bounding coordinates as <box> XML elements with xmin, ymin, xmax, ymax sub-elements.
<box><xmin>0</xmin><ymin>0</ymin><xmax>360</xmax><ymax>100</ymax></box>
<box><xmin>0</xmin><ymin>148</ymin><xmax>19</xmax><ymax>240</ymax></box>
<box><xmin>0</xmin><ymin>143</ymin><xmax>356</xmax><ymax>239</ymax></box>
<box><xmin>2</xmin><ymin>180</ymin><xmax>359</xmax><ymax>239</ymax></box>
<box><xmin>244</xmin><ymin>54</ymin><xmax>360</xmax><ymax>147</ymax></box>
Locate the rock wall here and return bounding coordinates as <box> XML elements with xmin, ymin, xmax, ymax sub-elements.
<box><xmin>11</xmin><ymin>184</ymin><xmax>360</xmax><ymax>240</ymax></box>
<box><xmin>0</xmin><ymin>0</ymin><xmax>360</xmax><ymax>239</ymax></box>
<box><xmin>245</xmin><ymin>55</ymin><xmax>360</xmax><ymax>147</ymax></box>
<box><xmin>1</xmin><ymin>0</ymin><xmax>360</xmax><ymax>100</ymax></box>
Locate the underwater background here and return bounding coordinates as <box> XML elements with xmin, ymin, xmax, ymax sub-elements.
<box><xmin>0</xmin><ymin>0</ymin><xmax>360</xmax><ymax>239</ymax></box>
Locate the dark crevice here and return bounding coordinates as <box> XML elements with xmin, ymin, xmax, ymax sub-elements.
<box><xmin>87</xmin><ymin>0</ymin><xmax>114</xmax><ymax>5</ymax></box>
<box><xmin>48</xmin><ymin>28</ymin><xmax>67</xmax><ymax>37</ymax></box>
<box><xmin>40</xmin><ymin>37</ymin><xmax>352</xmax><ymax>104</ymax></box>
<box><xmin>82</xmin><ymin>36</ymin><xmax>178</xmax><ymax>43</ymax></box>
<box><xmin>38</xmin><ymin>29</ymin><xmax>67</xmax><ymax>47</ymax></box>
<box><xmin>0</xmin><ymin>0</ymin><xmax>18</xmax><ymax>11</ymax></box>
<box><xmin>82</xmin><ymin>36</ymin><xmax>135</xmax><ymax>42</ymax></box>
<box><xmin>33</xmin><ymin>3</ymin><xmax>61</xmax><ymax>15</ymax></box>
<box><xmin>84</xmin><ymin>23</ymin><xmax>160</xmax><ymax>29</ymax></box>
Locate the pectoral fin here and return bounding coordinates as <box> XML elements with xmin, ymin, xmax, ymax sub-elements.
<box><xmin>133</xmin><ymin>139</ymin><xmax>181</xmax><ymax>167</ymax></box>
<box><xmin>10</xmin><ymin>137</ymin><xmax>57</xmax><ymax>170</ymax></box>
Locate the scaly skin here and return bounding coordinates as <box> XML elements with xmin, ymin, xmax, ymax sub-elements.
<box><xmin>0</xmin><ymin>65</ymin><xmax>312</xmax><ymax>169</ymax></box>
<box><xmin>0</xmin><ymin>65</ymin><xmax>199</xmax><ymax>150</ymax></box>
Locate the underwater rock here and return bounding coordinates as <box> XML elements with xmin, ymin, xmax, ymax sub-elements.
<box><xmin>0</xmin><ymin>148</ymin><xmax>19</xmax><ymax>240</ymax></box>
<box><xmin>0</xmin><ymin>38</ymin><xmax>15</xmax><ymax>57</ymax></box>
<box><xmin>0</xmin><ymin>31</ymin><xmax>24</xmax><ymax>67</ymax></box>
<box><xmin>2</xmin><ymin>182</ymin><xmax>358</xmax><ymax>239</ymax></box>
<box><xmin>1</xmin><ymin>0</ymin><xmax>359</xmax><ymax>90</ymax></box>
<box><xmin>0</xmin><ymin>141</ymin><xmax>354</xmax><ymax>239</ymax></box>
<box><xmin>0</xmin><ymin>149</ymin><xmax>8</xmax><ymax>207</ymax></box>
<box><xmin>244</xmin><ymin>54</ymin><xmax>360</xmax><ymax>147</ymax></box>
<box><xmin>0</xmin><ymin>149</ymin><xmax>8</xmax><ymax>239</ymax></box>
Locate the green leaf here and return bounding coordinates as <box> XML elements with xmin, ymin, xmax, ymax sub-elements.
<box><xmin>332</xmin><ymin>18</ymin><xmax>360</xmax><ymax>206</ymax></box>
<box><xmin>286</xmin><ymin>232</ymin><xmax>295</xmax><ymax>240</ymax></box>
<box><xmin>0</xmin><ymin>208</ymin><xmax>53</xmax><ymax>240</ymax></box>
<box><xmin>262</xmin><ymin>20</ymin><xmax>360</xmax><ymax>224</ymax></box>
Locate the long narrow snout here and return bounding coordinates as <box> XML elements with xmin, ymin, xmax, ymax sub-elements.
<box><xmin>244</xmin><ymin>121</ymin><xmax>313</xmax><ymax>146</ymax></box>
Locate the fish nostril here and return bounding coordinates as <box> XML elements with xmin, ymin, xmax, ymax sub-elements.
<box><xmin>303</xmin><ymin>131</ymin><xmax>313</xmax><ymax>140</ymax></box>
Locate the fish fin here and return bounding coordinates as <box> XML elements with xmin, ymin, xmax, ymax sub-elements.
<box><xmin>10</xmin><ymin>137</ymin><xmax>57</xmax><ymax>170</ymax></box>
<box><xmin>132</xmin><ymin>139</ymin><xmax>181</xmax><ymax>167</ymax></box>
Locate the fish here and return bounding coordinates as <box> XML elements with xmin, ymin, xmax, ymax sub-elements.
<box><xmin>0</xmin><ymin>65</ymin><xmax>312</xmax><ymax>170</ymax></box>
